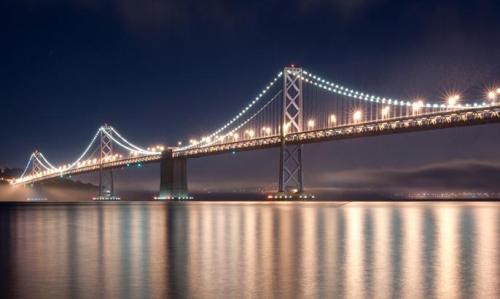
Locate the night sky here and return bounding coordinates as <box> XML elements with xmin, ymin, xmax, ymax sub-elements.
<box><xmin>2</xmin><ymin>0</ymin><xmax>500</xmax><ymax>196</ymax></box>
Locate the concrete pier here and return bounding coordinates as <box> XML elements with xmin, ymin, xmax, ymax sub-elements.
<box><xmin>159</xmin><ymin>149</ymin><xmax>188</xmax><ymax>199</ymax></box>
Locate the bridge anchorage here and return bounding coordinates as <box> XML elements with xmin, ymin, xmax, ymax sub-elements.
<box><xmin>154</xmin><ymin>149</ymin><xmax>192</xmax><ymax>201</ymax></box>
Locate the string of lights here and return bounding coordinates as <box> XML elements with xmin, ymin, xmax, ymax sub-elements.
<box><xmin>303</xmin><ymin>70</ymin><xmax>488</xmax><ymax>109</ymax></box>
<box><xmin>102</xmin><ymin>130</ymin><xmax>143</xmax><ymax>153</ymax></box>
<box><xmin>33</xmin><ymin>155</ymin><xmax>56</xmax><ymax>171</ymax></box>
<box><xmin>65</xmin><ymin>128</ymin><xmax>103</xmax><ymax>169</ymax></box>
<box><xmin>19</xmin><ymin>153</ymin><xmax>35</xmax><ymax>178</ymax></box>
<box><xmin>12</xmin><ymin>68</ymin><xmax>500</xmax><ymax>185</ymax></box>
<box><xmin>109</xmin><ymin>127</ymin><xmax>156</xmax><ymax>155</ymax></box>
<box><xmin>190</xmin><ymin>89</ymin><xmax>283</xmax><ymax>149</ymax></box>
<box><xmin>38</xmin><ymin>153</ymin><xmax>58</xmax><ymax>170</ymax></box>
<box><xmin>14</xmin><ymin>125</ymin><xmax>158</xmax><ymax>184</ymax></box>
<box><xmin>179</xmin><ymin>71</ymin><xmax>283</xmax><ymax>150</ymax></box>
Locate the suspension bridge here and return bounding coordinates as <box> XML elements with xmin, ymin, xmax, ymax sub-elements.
<box><xmin>10</xmin><ymin>66</ymin><xmax>500</xmax><ymax>199</ymax></box>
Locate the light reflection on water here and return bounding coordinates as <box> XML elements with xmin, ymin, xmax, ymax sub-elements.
<box><xmin>0</xmin><ymin>202</ymin><xmax>498</xmax><ymax>299</ymax></box>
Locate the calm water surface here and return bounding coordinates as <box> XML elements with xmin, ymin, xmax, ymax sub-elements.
<box><xmin>0</xmin><ymin>201</ymin><xmax>498</xmax><ymax>299</ymax></box>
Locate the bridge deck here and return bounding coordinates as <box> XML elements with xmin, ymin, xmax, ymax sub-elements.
<box><xmin>175</xmin><ymin>106</ymin><xmax>500</xmax><ymax>158</ymax></box>
<box><xmin>14</xmin><ymin>106</ymin><xmax>500</xmax><ymax>185</ymax></box>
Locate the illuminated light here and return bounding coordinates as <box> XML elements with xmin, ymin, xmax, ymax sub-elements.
<box><xmin>412</xmin><ymin>101</ymin><xmax>423</xmax><ymax>114</ymax></box>
<box><xmin>179</xmin><ymin>71</ymin><xmax>283</xmax><ymax>150</ymax></box>
<box><xmin>261</xmin><ymin>127</ymin><xmax>271</xmax><ymax>135</ymax></box>
<box><xmin>304</xmin><ymin>69</ymin><xmax>449</xmax><ymax>110</ymax></box>
<box><xmin>381</xmin><ymin>106</ymin><xmax>390</xmax><ymax>119</ymax></box>
<box><xmin>447</xmin><ymin>94</ymin><xmax>460</xmax><ymax>107</ymax></box>
<box><xmin>245</xmin><ymin>129</ymin><xmax>255</xmax><ymax>138</ymax></box>
<box><xmin>283</xmin><ymin>122</ymin><xmax>291</xmax><ymax>133</ymax></box>
<box><xmin>330</xmin><ymin>114</ymin><xmax>337</xmax><ymax>125</ymax></box>
<box><xmin>353</xmin><ymin>110</ymin><xmax>363</xmax><ymax>123</ymax></box>
<box><xmin>487</xmin><ymin>89</ymin><xmax>498</xmax><ymax>104</ymax></box>
<box><xmin>307</xmin><ymin>119</ymin><xmax>315</xmax><ymax>129</ymax></box>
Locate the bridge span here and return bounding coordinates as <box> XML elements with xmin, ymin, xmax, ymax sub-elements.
<box><xmin>11</xmin><ymin>66</ymin><xmax>500</xmax><ymax>199</ymax></box>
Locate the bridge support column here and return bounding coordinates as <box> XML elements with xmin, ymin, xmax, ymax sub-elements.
<box><xmin>273</xmin><ymin>66</ymin><xmax>314</xmax><ymax>200</ymax></box>
<box><xmin>27</xmin><ymin>183</ymin><xmax>48</xmax><ymax>201</ymax></box>
<box><xmin>279</xmin><ymin>143</ymin><xmax>303</xmax><ymax>193</ymax></box>
<box><xmin>94</xmin><ymin>125</ymin><xmax>120</xmax><ymax>201</ymax></box>
<box><xmin>158</xmin><ymin>149</ymin><xmax>190</xmax><ymax>200</ymax></box>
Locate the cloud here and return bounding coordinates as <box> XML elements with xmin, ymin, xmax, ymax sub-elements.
<box><xmin>10</xmin><ymin>0</ymin><xmax>387</xmax><ymax>33</ymax></box>
<box><xmin>299</xmin><ymin>0</ymin><xmax>384</xmax><ymax>20</ymax></box>
<box><xmin>314</xmin><ymin>160</ymin><xmax>500</xmax><ymax>192</ymax></box>
<box><xmin>79</xmin><ymin>0</ymin><xmax>256</xmax><ymax>33</ymax></box>
<box><xmin>184</xmin><ymin>158</ymin><xmax>500</xmax><ymax>196</ymax></box>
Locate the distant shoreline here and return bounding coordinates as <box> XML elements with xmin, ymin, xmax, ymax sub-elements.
<box><xmin>1</xmin><ymin>199</ymin><xmax>499</xmax><ymax>204</ymax></box>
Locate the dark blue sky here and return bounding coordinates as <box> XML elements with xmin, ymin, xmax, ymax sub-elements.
<box><xmin>2</xmin><ymin>0</ymin><xmax>500</xmax><ymax>194</ymax></box>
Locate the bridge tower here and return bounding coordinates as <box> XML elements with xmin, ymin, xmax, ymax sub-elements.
<box><xmin>26</xmin><ymin>151</ymin><xmax>47</xmax><ymax>200</ymax></box>
<box><xmin>97</xmin><ymin>124</ymin><xmax>116</xmax><ymax>200</ymax></box>
<box><xmin>279</xmin><ymin>66</ymin><xmax>305</xmax><ymax>196</ymax></box>
<box><xmin>31</xmin><ymin>151</ymin><xmax>44</xmax><ymax>178</ymax></box>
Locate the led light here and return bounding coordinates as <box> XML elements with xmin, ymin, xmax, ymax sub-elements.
<box><xmin>382</xmin><ymin>106</ymin><xmax>390</xmax><ymax>118</ymax></box>
<box><xmin>412</xmin><ymin>100</ymin><xmax>423</xmax><ymax>114</ymax></box>
<box><xmin>307</xmin><ymin>119</ymin><xmax>315</xmax><ymax>129</ymax></box>
<box><xmin>330</xmin><ymin>114</ymin><xmax>337</xmax><ymax>125</ymax></box>
<box><xmin>179</xmin><ymin>71</ymin><xmax>283</xmax><ymax>150</ymax></box>
<box><xmin>245</xmin><ymin>129</ymin><xmax>255</xmax><ymax>138</ymax></box>
<box><xmin>283</xmin><ymin>122</ymin><xmax>291</xmax><ymax>133</ymax></box>
<box><xmin>353</xmin><ymin>110</ymin><xmax>363</xmax><ymax>123</ymax></box>
<box><xmin>447</xmin><ymin>94</ymin><xmax>460</xmax><ymax>107</ymax></box>
<box><xmin>488</xmin><ymin>90</ymin><xmax>497</xmax><ymax>100</ymax></box>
